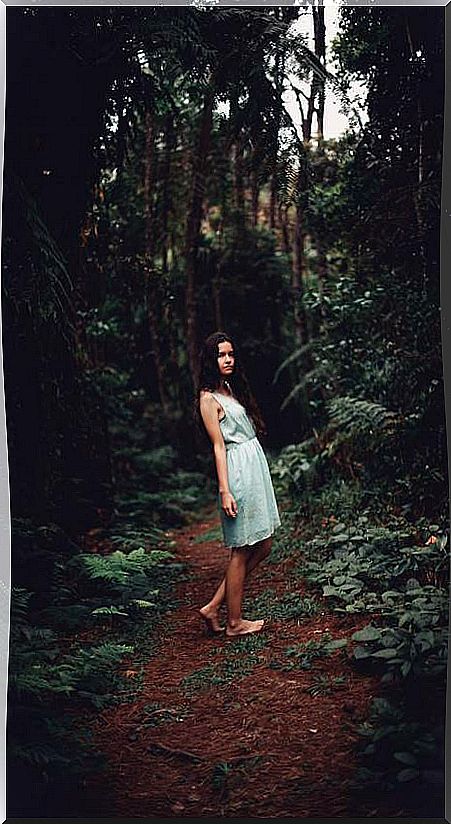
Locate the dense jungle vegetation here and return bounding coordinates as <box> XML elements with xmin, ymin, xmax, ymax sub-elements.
<box><xmin>2</xmin><ymin>4</ymin><xmax>448</xmax><ymax>817</ymax></box>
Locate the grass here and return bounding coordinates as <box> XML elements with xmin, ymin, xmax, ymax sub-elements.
<box><xmin>181</xmin><ymin>634</ymin><xmax>268</xmax><ymax>695</ymax></box>
<box><xmin>193</xmin><ymin>524</ymin><xmax>223</xmax><ymax>544</ymax></box>
<box><xmin>304</xmin><ymin>674</ymin><xmax>347</xmax><ymax>696</ymax></box>
<box><xmin>136</xmin><ymin>701</ymin><xmax>192</xmax><ymax>728</ymax></box>
<box><xmin>268</xmin><ymin>511</ymin><xmax>303</xmax><ymax>563</ymax></box>
<box><xmin>244</xmin><ymin>587</ymin><xmax>321</xmax><ymax>622</ymax></box>
<box><xmin>269</xmin><ymin>634</ymin><xmax>333</xmax><ymax>671</ymax></box>
<box><xmin>211</xmin><ymin>756</ymin><xmax>263</xmax><ymax>799</ymax></box>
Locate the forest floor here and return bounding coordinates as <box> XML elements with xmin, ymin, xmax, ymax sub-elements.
<box><xmin>83</xmin><ymin>502</ymin><xmax>406</xmax><ymax>819</ymax></box>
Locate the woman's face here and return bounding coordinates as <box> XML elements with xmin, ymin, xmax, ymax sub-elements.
<box><xmin>217</xmin><ymin>340</ymin><xmax>235</xmax><ymax>379</ymax></box>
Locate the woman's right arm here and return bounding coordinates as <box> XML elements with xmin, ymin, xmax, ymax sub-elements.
<box><xmin>199</xmin><ymin>392</ymin><xmax>237</xmax><ymax>518</ymax></box>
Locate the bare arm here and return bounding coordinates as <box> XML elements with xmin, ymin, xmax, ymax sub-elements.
<box><xmin>199</xmin><ymin>392</ymin><xmax>238</xmax><ymax>518</ymax></box>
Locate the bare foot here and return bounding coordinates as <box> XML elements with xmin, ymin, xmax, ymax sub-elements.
<box><xmin>199</xmin><ymin>605</ymin><xmax>225</xmax><ymax>634</ymax></box>
<box><xmin>226</xmin><ymin>619</ymin><xmax>265</xmax><ymax>637</ymax></box>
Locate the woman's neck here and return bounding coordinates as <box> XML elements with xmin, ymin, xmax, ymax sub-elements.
<box><xmin>217</xmin><ymin>379</ymin><xmax>232</xmax><ymax>396</ymax></box>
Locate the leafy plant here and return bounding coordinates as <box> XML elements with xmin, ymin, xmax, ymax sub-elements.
<box><xmin>270</xmin><ymin>633</ymin><xmax>345</xmax><ymax>671</ymax></box>
<box><xmin>244</xmin><ymin>588</ymin><xmax>321</xmax><ymax>622</ymax></box>
<box><xmin>305</xmin><ymin>674</ymin><xmax>347</xmax><ymax>696</ymax></box>
<box><xmin>182</xmin><ymin>635</ymin><xmax>268</xmax><ymax>695</ymax></box>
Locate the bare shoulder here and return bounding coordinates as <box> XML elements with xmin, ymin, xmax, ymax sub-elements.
<box><xmin>199</xmin><ymin>389</ymin><xmax>216</xmax><ymax>406</ymax></box>
<box><xmin>199</xmin><ymin>389</ymin><xmax>220</xmax><ymax>419</ymax></box>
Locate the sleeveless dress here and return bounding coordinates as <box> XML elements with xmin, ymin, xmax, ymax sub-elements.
<box><xmin>210</xmin><ymin>390</ymin><xmax>281</xmax><ymax>549</ymax></box>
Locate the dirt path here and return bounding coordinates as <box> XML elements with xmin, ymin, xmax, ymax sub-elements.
<box><xmin>86</xmin><ymin>504</ymin><xmax>380</xmax><ymax>818</ymax></box>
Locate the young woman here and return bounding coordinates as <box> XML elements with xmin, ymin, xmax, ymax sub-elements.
<box><xmin>194</xmin><ymin>331</ymin><xmax>281</xmax><ymax>637</ymax></box>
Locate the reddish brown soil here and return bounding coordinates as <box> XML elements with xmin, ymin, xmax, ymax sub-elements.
<box><xmin>85</xmin><ymin>504</ymin><xmax>382</xmax><ymax>818</ymax></box>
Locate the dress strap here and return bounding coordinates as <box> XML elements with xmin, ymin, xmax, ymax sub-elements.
<box><xmin>210</xmin><ymin>391</ymin><xmax>228</xmax><ymax>420</ymax></box>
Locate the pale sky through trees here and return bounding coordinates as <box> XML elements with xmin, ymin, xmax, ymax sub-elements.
<box><xmin>214</xmin><ymin>5</ymin><xmax>368</xmax><ymax>142</ymax></box>
<box><xmin>284</xmin><ymin>4</ymin><xmax>368</xmax><ymax>141</ymax></box>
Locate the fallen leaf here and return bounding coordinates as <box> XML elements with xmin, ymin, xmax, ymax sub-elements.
<box><xmin>171</xmin><ymin>802</ymin><xmax>185</xmax><ymax>813</ymax></box>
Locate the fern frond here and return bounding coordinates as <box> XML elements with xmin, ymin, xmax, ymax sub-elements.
<box><xmin>325</xmin><ymin>396</ymin><xmax>402</xmax><ymax>457</ymax></box>
<box><xmin>280</xmin><ymin>366</ymin><xmax>329</xmax><ymax>412</ymax></box>
<box><xmin>273</xmin><ymin>343</ymin><xmax>314</xmax><ymax>385</ymax></box>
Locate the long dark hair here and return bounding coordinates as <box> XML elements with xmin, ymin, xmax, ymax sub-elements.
<box><xmin>193</xmin><ymin>331</ymin><xmax>267</xmax><ymax>440</ymax></box>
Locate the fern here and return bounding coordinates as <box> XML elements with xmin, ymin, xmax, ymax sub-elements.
<box><xmin>79</xmin><ymin>547</ymin><xmax>175</xmax><ymax>585</ymax></box>
<box><xmin>108</xmin><ymin>526</ymin><xmax>167</xmax><ymax>550</ymax></box>
<box><xmin>9</xmin><ymin>669</ymin><xmax>76</xmax><ymax>699</ymax></box>
<box><xmin>326</xmin><ymin>396</ymin><xmax>400</xmax><ymax>455</ymax></box>
<box><xmin>280</xmin><ymin>365</ymin><xmax>329</xmax><ymax>412</ymax></box>
<box><xmin>10</xmin><ymin>587</ymin><xmax>32</xmax><ymax>637</ymax></box>
<box><xmin>272</xmin><ymin>342</ymin><xmax>314</xmax><ymax>385</ymax></box>
<box><xmin>9</xmin><ymin>742</ymin><xmax>72</xmax><ymax>768</ymax></box>
<box><xmin>91</xmin><ymin>606</ymin><xmax>129</xmax><ymax>617</ymax></box>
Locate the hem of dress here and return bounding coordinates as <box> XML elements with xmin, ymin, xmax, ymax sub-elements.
<box><xmin>223</xmin><ymin>521</ymin><xmax>281</xmax><ymax>550</ymax></box>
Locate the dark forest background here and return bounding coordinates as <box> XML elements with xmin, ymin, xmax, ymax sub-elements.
<box><xmin>2</xmin><ymin>5</ymin><xmax>448</xmax><ymax>818</ymax></box>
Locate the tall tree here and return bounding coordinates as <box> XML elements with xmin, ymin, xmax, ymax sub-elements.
<box><xmin>144</xmin><ymin>108</ymin><xmax>170</xmax><ymax>412</ymax></box>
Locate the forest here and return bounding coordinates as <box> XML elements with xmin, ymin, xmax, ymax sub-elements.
<box><xmin>2</xmin><ymin>4</ymin><xmax>448</xmax><ymax>819</ymax></box>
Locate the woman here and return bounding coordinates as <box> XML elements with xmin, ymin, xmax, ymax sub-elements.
<box><xmin>194</xmin><ymin>331</ymin><xmax>281</xmax><ymax>637</ymax></box>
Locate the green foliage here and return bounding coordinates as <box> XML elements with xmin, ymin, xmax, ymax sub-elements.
<box><xmin>295</xmin><ymin>511</ymin><xmax>448</xmax><ymax>800</ymax></box>
<box><xmin>7</xmin><ymin>497</ymin><xmax>187</xmax><ymax>802</ymax></box>
<box><xmin>305</xmin><ymin>674</ymin><xmax>347</xmax><ymax>697</ymax></box>
<box><xmin>269</xmin><ymin>633</ymin><xmax>342</xmax><ymax>671</ymax></box>
<box><xmin>136</xmin><ymin>702</ymin><xmax>191</xmax><ymax>729</ymax></box>
<box><xmin>193</xmin><ymin>524</ymin><xmax>223</xmax><ymax>544</ymax></box>
<box><xmin>108</xmin><ymin>524</ymin><xmax>168</xmax><ymax>551</ymax></box>
<box><xmin>210</xmin><ymin>756</ymin><xmax>263</xmax><ymax>801</ymax></box>
<box><xmin>325</xmin><ymin>396</ymin><xmax>400</xmax><ymax>458</ymax></box>
<box><xmin>271</xmin><ymin>439</ymin><xmax>323</xmax><ymax>498</ymax></box>
<box><xmin>78</xmin><ymin>547</ymin><xmax>175</xmax><ymax>585</ymax></box>
<box><xmin>353</xmin><ymin>696</ymin><xmax>443</xmax><ymax>794</ymax></box>
<box><xmin>182</xmin><ymin>634</ymin><xmax>268</xmax><ymax>695</ymax></box>
<box><xmin>349</xmin><ymin>608</ymin><xmax>448</xmax><ymax>682</ymax></box>
<box><xmin>7</xmin><ymin>584</ymin><xmax>137</xmax><ymax>789</ymax></box>
<box><xmin>244</xmin><ymin>588</ymin><xmax>321</xmax><ymax>622</ymax></box>
<box><xmin>5</xmin><ymin>4</ymin><xmax>447</xmax><ymax>818</ymax></box>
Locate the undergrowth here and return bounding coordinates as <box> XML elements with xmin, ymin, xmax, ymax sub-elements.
<box><xmin>271</xmin><ymin>437</ymin><xmax>449</xmax><ymax>814</ymax></box>
<box><xmin>8</xmin><ymin>440</ymin><xmax>209</xmax><ymax>815</ymax></box>
<box><xmin>182</xmin><ymin>635</ymin><xmax>268</xmax><ymax>695</ymax></box>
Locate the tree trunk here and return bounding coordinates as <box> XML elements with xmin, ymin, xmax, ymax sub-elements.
<box><xmin>279</xmin><ymin>202</ymin><xmax>290</xmax><ymax>253</ymax></box>
<box><xmin>316</xmin><ymin>232</ymin><xmax>327</xmax><ymax>296</ymax></box>
<box><xmin>232</xmin><ymin>141</ymin><xmax>245</xmax><ymax>215</ymax></box>
<box><xmin>300</xmin><ymin>4</ymin><xmax>326</xmax><ymax>145</ymax></box>
<box><xmin>404</xmin><ymin>13</ymin><xmax>429</xmax><ymax>296</ymax></box>
<box><xmin>251</xmin><ymin>168</ymin><xmax>259</xmax><ymax>227</ymax></box>
<box><xmin>185</xmin><ymin>86</ymin><xmax>215</xmax><ymax>387</ymax></box>
<box><xmin>312</xmin><ymin>3</ymin><xmax>326</xmax><ymax>144</ymax></box>
<box><xmin>230</xmin><ymin>90</ymin><xmax>246</xmax><ymax>232</ymax></box>
<box><xmin>292</xmin><ymin>209</ymin><xmax>307</xmax><ymax>345</ymax></box>
<box><xmin>144</xmin><ymin>109</ymin><xmax>170</xmax><ymax>412</ymax></box>
<box><xmin>161</xmin><ymin>113</ymin><xmax>175</xmax><ymax>274</ymax></box>
<box><xmin>269</xmin><ymin>164</ymin><xmax>277</xmax><ymax>231</ymax></box>
<box><xmin>269</xmin><ymin>12</ymin><xmax>287</xmax><ymax>231</ymax></box>
<box><xmin>269</xmin><ymin>40</ymin><xmax>284</xmax><ymax>231</ymax></box>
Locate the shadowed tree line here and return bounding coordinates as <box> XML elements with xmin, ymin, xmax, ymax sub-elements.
<box><xmin>2</xmin><ymin>5</ymin><xmax>448</xmax><ymax>818</ymax></box>
<box><xmin>4</xmin><ymin>6</ymin><xmax>445</xmax><ymax>529</ymax></box>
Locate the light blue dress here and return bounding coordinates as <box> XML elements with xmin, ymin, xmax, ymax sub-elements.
<box><xmin>211</xmin><ymin>390</ymin><xmax>281</xmax><ymax>549</ymax></box>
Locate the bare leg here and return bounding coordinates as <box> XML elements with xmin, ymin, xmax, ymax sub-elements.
<box><xmin>200</xmin><ymin>537</ymin><xmax>272</xmax><ymax>633</ymax></box>
<box><xmin>225</xmin><ymin>547</ymin><xmax>265</xmax><ymax>636</ymax></box>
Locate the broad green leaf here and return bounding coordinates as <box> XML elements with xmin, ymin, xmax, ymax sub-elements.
<box><xmin>371</xmin><ymin>648</ymin><xmax>399</xmax><ymax>659</ymax></box>
<box><xmin>324</xmin><ymin>638</ymin><xmax>348</xmax><ymax>650</ymax></box>
<box><xmin>353</xmin><ymin>645</ymin><xmax>370</xmax><ymax>659</ymax></box>
<box><xmin>323</xmin><ymin>585</ymin><xmax>339</xmax><ymax>597</ymax></box>
<box><xmin>351</xmin><ymin>625</ymin><xmax>382</xmax><ymax>642</ymax></box>
<box><xmin>394</xmin><ymin>752</ymin><xmax>417</xmax><ymax>766</ymax></box>
<box><xmin>401</xmin><ymin>661</ymin><xmax>412</xmax><ymax>677</ymax></box>
<box><xmin>397</xmin><ymin>768</ymin><xmax>420</xmax><ymax>783</ymax></box>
